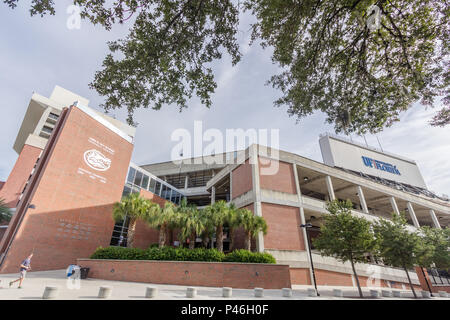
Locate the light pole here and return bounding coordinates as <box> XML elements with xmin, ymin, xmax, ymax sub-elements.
<box><xmin>300</xmin><ymin>223</ymin><xmax>320</xmax><ymax>296</ymax></box>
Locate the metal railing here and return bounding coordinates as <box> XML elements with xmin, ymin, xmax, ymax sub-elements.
<box><xmin>427</xmin><ymin>268</ymin><xmax>450</xmax><ymax>286</ymax></box>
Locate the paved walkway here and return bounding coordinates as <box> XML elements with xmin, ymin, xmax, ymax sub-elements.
<box><xmin>0</xmin><ymin>270</ymin><xmax>447</xmax><ymax>300</ymax></box>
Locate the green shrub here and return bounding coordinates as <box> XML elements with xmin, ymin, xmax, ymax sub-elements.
<box><xmin>223</xmin><ymin>249</ymin><xmax>276</xmax><ymax>264</ymax></box>
<box><xmin>91</xmin><ymin>246</ymin><xmax>225</xmax><ymax>262</ymax></box>
<box><xmin>90</xmin><ymin>246</ymin><xmax>146</xmax><ymax>260</ymax></box>
<box><xmin>148</xmin><ymin>243</ymin><xmax>159</xmax><ymax>248</ymax></box>
<box><xmin>90</xmin><ymin>247</ymin><xmax>274</xmax><ymax>263</ymax></box>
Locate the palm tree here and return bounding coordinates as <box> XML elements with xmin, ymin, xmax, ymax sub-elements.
<box><xmin>167</xmin><ymin>198</ymin><xmax>191</xmax><ymax>246</ymax></box>
<box><xmin>240</xmin><ymin>209</ymin><xmax>268</xmax><ymax>251</ymax></box>
<box><xmin>204</xmin><ymin>200</ymin><xmax>228</xmax><ymax>252</ymax></box>
<box><xmin>225</xmin><ymin>203</ymin><xmax>242</xmax><ymax>252</ymax></box>
<box><xmin>112</xmin><ymin>193</ymin><xmax>157</xmax><ymax>248</ymax></box>
<box><xmin>147</xmin><ymin>201</ymin><xmax>177</xmax><ymax>248</ymax></box>
<box><xmin>177</xmin><ymin>204</ymin><xmax>204</xmax><ymax>249</ymax></box>
<box><xmin>0</xmin><ymin>198</ymin><xmax>12</xmax><ymax>223</ymax></box>
<box><xmin>199</xmin><ymin>208</ymin><xmax>215</xmax><ymax>248</ymax></box>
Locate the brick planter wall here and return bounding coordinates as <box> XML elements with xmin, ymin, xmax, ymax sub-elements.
<box><xmin>77</xmin><ymin>259</ymin><xmax>291</xmax><ymax>289</ymax></box>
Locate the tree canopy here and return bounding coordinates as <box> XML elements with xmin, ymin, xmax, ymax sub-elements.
<box><xmin>417</xmin><ymin>226</ymin><xmax>450</xmax><ymax>271</ymax></box>
<box><xmin>313</xmin><ymin>199</ymin><xmax>376</xmax><ymax>297</ymax></box>
<box><xmin>373</xmin><ymin>213</ymin><xmax>423</xmax><ymax>298</ymax></box>
<box><xmin>5</xmin><ymin>0</ymin><xmax>449</xmax><ymax>131</ymax></box>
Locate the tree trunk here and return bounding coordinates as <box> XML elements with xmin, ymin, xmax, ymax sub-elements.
<box><xmin>168</xmin><ymin>228</ymin><xmax>174</xmax><ymax>247</ymax></box>
<box><xmin>404</xmin><ymin>265</ymin><xmax>417</xmax><ymax>298</ymax></box>
<box><xmin>216</xmin><ymin>224</ymin><xmax>223</xmax><ymax>252</ymax></box>
<box><xmin>420</xmin><ymin>267</ymin><xmax>433</xmax><ymax>295</ymax></box>
<box><xmin>201</xmin><ymin>233</ymin><xmax>209</xmax><ymax>248</ymax></box>
<box><xmin>127</xmin><ymin>218</ymin><xmax>137</xmax><ymax>248</ymax></box>
<box><xmin>350</xmin><ymin>259</ymin><xmax>363</xmax><ymax>298</ymax></box>
<box><xmin>245</xmin><ymin>232</ymin><xmax>251</xmax><ymax>251</ymax></box>
<box><xmin>189</xmin><ymin>232</ymin><xmax>196</xmax><ymax>249</ymax></box>
<box><xmin>159</xmin><ymin>224</ymin><xmax>167</xmax><ymax>248</ymax></box>
<box><xmin>229</xmin><ymin>227</ymin><xmax>234</xmax><ymax>252</ymax></box>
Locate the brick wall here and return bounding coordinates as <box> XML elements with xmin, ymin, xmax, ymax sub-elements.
<box><xmin>290</xmin><ymin>267</ymin><xmax>423</xmax><ymax>290</ymax></box>
<box><xmin>261</xmin><ymin>203</ymin><xmax>305</xmax><ymax>251</ymax></box>
<box><xmin>0</xmin><ymin>144</ymin><xmax>42</xmax><ymax>208</ymax></box>
<box><xmin>415</xmin><ymin>266</ymin><xmax>450</xmax><ymax>293</ymax></box>
<box><xmin>290</xmin><ymin>268</ymin><xmax>311</xmax><ymax>285</ymax></box>
<box><xmin>0</xmin><ymin>106</ymin><xmax>133</xmax><ymax>273</ymax></box>
<box><xmin>259</xmin><ymin>158</ymin><xmax>296</xmax><ymax>194</ymax></box>
<box><xmin>78</xmin><ymin>258</ymin><xmax>292</xmax><ymax>289</ymax></box>
<box><xmin>231</xmin><ymin>160</ymin><xmax>252</xmax><ymax>199</ymax></box>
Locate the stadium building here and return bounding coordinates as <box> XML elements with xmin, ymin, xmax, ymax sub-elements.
<box><xmin>0</xmin><ymin>86</ymin><xmax>449</xmax><ymax>291</ymax></box>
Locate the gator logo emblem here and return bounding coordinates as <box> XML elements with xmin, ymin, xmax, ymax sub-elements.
<box><xmin>83</xmin><ymin>149</ymin><xmax>111</xmax><ymax>171</ymax></box>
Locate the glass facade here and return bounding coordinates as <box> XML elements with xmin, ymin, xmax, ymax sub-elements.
<box><xmin>122</xmin><ymin>164</ymin><xmax>184</xmax><ymax>205</ymax></box>
<box><xmin>110</xmin><ymin>164</ymin><xmax>185</xmax><ymax>247</ymax></box>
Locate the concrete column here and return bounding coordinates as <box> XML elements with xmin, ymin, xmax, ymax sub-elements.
<box><xmin>406</xmin><ymin>202</ymin><xmax>420</xmax><ymax>228</ymax></box>
<box><xmin>250</xmin><ymin>144</ymin><xmax>264</xmax><ymax>252</ymax></box>
<box><xmin>389</xmin><ymin>197</ymin><xmax>400</xmax><ymax>215</ymax></box>
<box><xmin>429</xmin><ymin>210</ymin><xmax>441</xmax><ymax>229</ymax></box>
<box><xmin>211</xmin><ymin>186</ymin><xmax>216</xmax><ymax>205</ymax></box>
<box><xmin>184</xmin><ymin>175</ymin><xmax>188</xmax><ymax>190</ymax></box>
<box><xmin>229</xmin><ymin>172</ymin><xmax>233</xmax><ymax>201</ymax></box>
<box><xmin>292</xmin><ymin>163</ymin><xmax>315</xmax><ymax>287</ymax></box>
<box><xmin>325</xmin><ymin>176</ymin><xmax>335</xmax><ymax>201</ymax></box>
<box><xmin>356</xmin><ymin>186</ymin><xmax>369</xmax><ymax>214</ymax></box>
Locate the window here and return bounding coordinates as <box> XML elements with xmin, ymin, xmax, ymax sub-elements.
<box><xmin>134</xmin><ymin>170</ymin><xmax>143</xmax><ymax>186</ymax></box>
<box><xmin>142</xmin><ymin>175</ymin><xmax>149</xmax><ymax>189</ymax></box>
<box><xmin>122</xmin><ymin>185</ymin><xmax>132</xmax><ymax>197</ymax></box>
<box><xmin>42</xmin><ymin>126</ymin><xmax>53</xmax><ymax>134</ymax></box>
<box><xmin>131</xmin><ymin>186</ymin><xmax>140</xmax><ymax>194</ymax></box>
<box><xmin>171</xmin><ymin>190</ymin><xmax>178</xmax><ymax>203</ymax></box>
<box><xmin>161</xmin><ymin>185</ymin><xmax>168</xmax><ymax>200</ymax></box>
<box><xmin>155</xmin><ymin>181</ymin><xmax>162</xmax><ymax>196</ymax></box>
<box><xmin>127</xmin><ymin>167</ymin><xmax>136</xmax><ymax>184</ymax></box>
<box><xmin>149</xmin><ymin>179</ymin><xmax>157</xmax><ymax>193</ymax></box>
<box><xmin>48</xmin><ymin>112</ymin><xmax>59</xmax><ymax>121</ymax></box>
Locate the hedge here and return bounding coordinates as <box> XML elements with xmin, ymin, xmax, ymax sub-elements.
<box><xmin>89</xmin><ymin>246</ymin><xmax>276</xmax><ymax>264</ymax></box>
<box><xmin>222</xmin><ymin>249</ymin><xmax>277</xmax><ymax>264</ymax></box>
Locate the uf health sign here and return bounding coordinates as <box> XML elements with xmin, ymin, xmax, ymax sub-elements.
<box><xmin>362</xmin><ymin>156</ymin><xmax>401</xmax><ymax>175</ymax></box>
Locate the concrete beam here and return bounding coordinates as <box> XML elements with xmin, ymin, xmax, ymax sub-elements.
<box><xmin>211</xmin><ymin>186</ymin><xmax>215</xmax><ymax>205</ymax></box>
<box><xmin>299</xmin><ymin>175</ymin><xmax>323</xmax><ymax>187</ymax></box>
<box><xmin>429</xmin><ymin>210</ymin><xmax>441</xmax><ymax>229</ymax></box>
<box><xmin>406</xmin><ymin>202</ymin><xmax>420</xmax><ymax>228</ymax></box>
<box><xmin>389</xmin><ymin>197</ymin><xmax>400</xmax><ymax>215</ymax></box>
<box><xmin>334</xmin><ymin>184</ymin><xmax>356</xmax><ymax>194</ymax></box>
<box><xmin>184</xmin><ymin>175</ymin><xmax>188</xmax><ymax>190</ymax></box>
<box><xmin>250</xmin><ymin>145</ymin><xmax>264</xmax><ymax>252</ymax></box>
<box><xmin>292</xmin><ymin>163</ymin><xmax>315</xmax><ymax>287</ymax></box>
<box><xmin>325</xmin><ymin>176</ymin><xmax>335</xmax><ymax>201</ymax></box>
<box><xmin>357</xmin><ymin>186</ymin><xmax>369</xmax><ymax>214</ymax></box>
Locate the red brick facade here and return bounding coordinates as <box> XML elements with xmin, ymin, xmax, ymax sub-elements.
<box><xmin>231</xmin><ymin>160</ymin><xmax>252</xmax><ymax>199</ymax></box>
<box><xmin>0</xmin><ymin>106</ymin><xmax>133</xmax><ymax>273</ymax></box>
<box><xmin>78</xmin><ymin>258</ymin><xmax>292</xmax><ymax>289</ymax></box>
<box><xmin>261</xmin><ymin>203</ymin><xmax>305</xmax><ymax>251</ymax></box>
<box><xmin>0</xmin><ymin>144</ymin><xmax>42</xmax><ymax>208</ymax></box>
<box><xmin>415</xmin><ymin>266</ymin><xmax>450</xmax><ymax>293</ymax></box>
<box><xmin>259</xmin><ymin>158</ymin><xmax>296</xmax><ymax>194</ymax></box>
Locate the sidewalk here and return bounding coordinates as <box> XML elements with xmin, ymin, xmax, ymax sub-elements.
<box><xmin>0</xmin><ymin>270</ymin><xmax>447</xmax><ymax>300</ymax></box>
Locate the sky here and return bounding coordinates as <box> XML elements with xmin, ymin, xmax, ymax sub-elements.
<box><xmin>0</xmin><ymin>1</ymin><xmax>449</xmax><ymax>195</ymax></box>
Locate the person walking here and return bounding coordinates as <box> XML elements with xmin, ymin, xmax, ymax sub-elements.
<box><xmin>9</xmin><ymin>253</ymin><xmax>33</xmax><ymax>288</ymax></box>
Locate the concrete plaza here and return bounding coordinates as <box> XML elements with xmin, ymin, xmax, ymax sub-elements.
<box><xmin>0</xmin><ymin>270</ymin><xmax>448</xmax><ymax>300</ymax></box>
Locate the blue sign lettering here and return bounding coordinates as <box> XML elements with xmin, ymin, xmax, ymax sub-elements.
<box><xmin>361</xmin><ymin>156</ymin><xmax>401</xmax><ymax>175</ymax></box>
